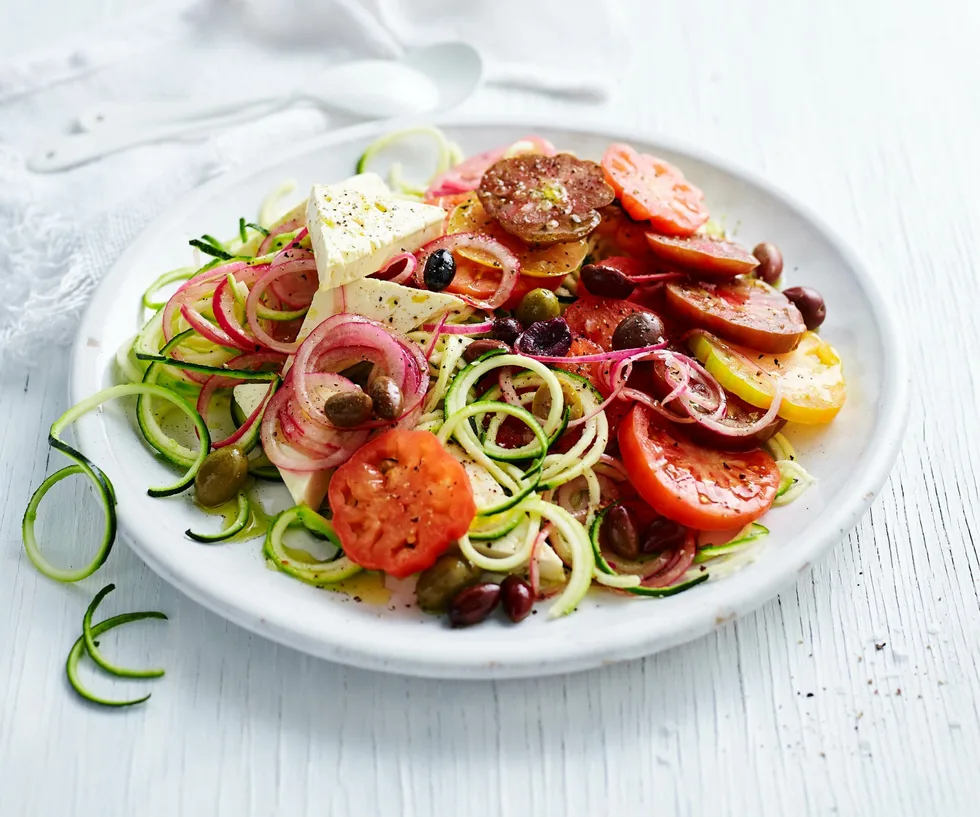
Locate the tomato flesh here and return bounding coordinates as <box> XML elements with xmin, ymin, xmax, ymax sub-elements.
<box><xmin>554</xmin><ymin>336</ymin><xmax>605</xmax><ymax>389</ymax></box>
<box><xmin>328</xmin><ymin>430</ymin><xmax>476</xmax><ymax>577</ymax></box>
<box><xmin>666</xmin><ymin>277</ymin><xmax>806</xmax><ymax>354</ymax></box>
<box><xmin>618</xmin><ymin>405</ymin><xmax>779</xmax><ymax>530</ymax></box>
<box><xmin>562</xmin><ymin>296</ymin><xmax>655</xmax><ymax>351</ymax></box>
<box><xmin>601</xmin><ymin>144</ymin><xmax>709</xmax><ymax>236</ymax></box>
<box><xmin>645</xmin><ymin>233</ymin><xmax>759</xmax><ymax>277</ymax></box>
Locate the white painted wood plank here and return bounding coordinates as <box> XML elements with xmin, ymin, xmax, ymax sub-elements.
<box><xmin>2</xmin><ymin>0</ymin><xmax>980</xmax><ymax>814</ymax></box>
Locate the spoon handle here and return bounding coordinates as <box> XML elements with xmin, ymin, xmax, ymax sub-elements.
<box><xmin>29</xmin><ymin>107</ymin><xmax>273</xmax><ymax>173</ymax></box>
<box><xmin>76</xmin><ymin>96</ymin><xmax>288</xmax><ymax>132</ymax></box>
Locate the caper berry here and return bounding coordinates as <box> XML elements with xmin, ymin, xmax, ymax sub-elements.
<box><xmin>323</xmin><ymin>391</ymin><xmax>373</xmax><ymax>427</ymax></box>
<box><xmin>195</xmin><ymin>446</ymin><xmax>249</xmax><ymax>508</ymax></box>
<box><xmin>367</xmin><ymin>376</ymin><xmax>403</xmax><ymax>421</ymax></box>
<box><xmin>516</xmin><ymin>288</ymin><xmax>561</xmax><ymax>327</ymax></box>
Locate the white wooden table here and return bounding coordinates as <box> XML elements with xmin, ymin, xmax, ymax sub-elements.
<box><xmin>2</xmin><ymin>1</ymin><xmax>979</xmax><ymax>814</ymax></box>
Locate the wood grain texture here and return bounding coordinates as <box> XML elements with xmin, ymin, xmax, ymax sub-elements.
<box><xmin>2</xmin><ymin>0</ymin><xmax>979</xmax><ymax>814</ymax></box>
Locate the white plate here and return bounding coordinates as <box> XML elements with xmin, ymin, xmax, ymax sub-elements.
<box><xmin>70</xmin><ymin>117</ymin><xmax>908</xmax><ymax>679</ymax></box>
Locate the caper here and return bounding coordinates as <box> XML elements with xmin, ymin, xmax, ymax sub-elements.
<box><xmin>367</xmin><ymin>376</ymin><xmax>403</xmax><ymax>421</ymax></box>
<box><xmin>531</xmin><ymin>380</ymin><xmax>584</xmax><ymax>421</ymax></box>
<box><xmin>416</xmin><ymin>553</ymin><xmax>483</xmax><ymax>613</ymax></box>
<box><xmin>323</xmin><ymin>391</ymin><xmax>373</xmax><ymax>427</ymax></box>
<box><xmin>423</xmin><ymin>249</ymin><xmax>457</xmax><ymax>292</ymax></box>
<box><xmin>195</xmin><ymin>446</ymin><xmax>249</xmax><ymax>508</ymax></box>
<box><xmin>516</xmin><ymin>288</ymin><xmax>561</xmax><ymax>327</ymax></box>
<box><xmin>611</xmin><ymin>312</ymin><xmax>666</xmax><ymax>351</ymax></box>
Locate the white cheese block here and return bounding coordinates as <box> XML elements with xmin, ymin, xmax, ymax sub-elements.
<box><xmin>306</xmin><ymin>183</ymin><xmax>444</xmax><ymax>290</ymax></box>
<box><xmin>233</xmin><ymin>383</ymin><xmax>333</xmax><ymax>509</ymax></box>
<box><xmin>295</xmin><ymin>278</ymin><xmax>467</xmax><ymax>342</ymax></box>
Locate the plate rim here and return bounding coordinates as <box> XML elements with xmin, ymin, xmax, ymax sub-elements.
<box><xmin>69</xmin><ymin>114</ymin><xmax>910</xmax><ymax>678</ymax></box>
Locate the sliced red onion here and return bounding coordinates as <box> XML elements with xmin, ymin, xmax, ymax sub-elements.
<box><xmin>244</xmin><ymin>264</ymin><xmax>318</xmax><ymax>354</ymax></box>
<box><xmin>373</xmin><ymin>252</ymin><xmax>418</xmax><ymax>285</ymax></box>
<box><xmin>424</xmin><ymin>313</ymin><xmax>449</xmax><ymax>360</ymax></box>
<box><xmin>522</xmin><ymin>341</ymin><xmax>666</xmax><ymax>365</ymax></box>
<box><xmin>497</xmin><ymin>368</ymin><xmax>522</xmax><ymax>406</ymax></box>
<box><xmin>415</xmin><ymin>233</ymin><xmax>520</xmax><ymax>311</ymax></box>
<box><xmin>629</xmin><ymin>273</ymin><xmax>687</xmax><ymax>284</ymax></box>
<box><xmin>257</xmin><ymin>216</ymin><xmax>302</xmax><ymax>256</ymax></box>
<box><xmin>690</xmin><ymin>382</ymin><xmax>782</xmax><ymax>438</ymax></box>
<box><xmin>642</xmin><ymin>531</ymin><xmax>697</xmax><ymax>588</ymax></box>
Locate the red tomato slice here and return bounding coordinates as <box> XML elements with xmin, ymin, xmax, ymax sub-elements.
<box><xmin>645</xmin><ymin>233</ymin><xmax>759</xmax><ymax>277</ymax></box>
<box><xmin>554</xmin><ymin>336</ymin><xmax>605</xmax><ymax>389</ymax></box>
<box><xmin>445</xmin><ymin>257</ymin><xmax>564</xmax><ymax>309</ymax></box>
<box><xmin>563</xmin><ymin>295</ymin><xmax>655</xmax><ymax>351</ymax></box>
<box><xmin>601</xmin><ymin>144</ymin><xmax>709</xmax><ymax>236</ymax></box>
<box><xmin>618</xmin><ymin>405</ymin><xmax>779</xmax><ymax>530</ymax></box>
<box><xmin>328</xmin><ymin>430</ymin><xmax>476</xmax><ymax>577</ymax></box>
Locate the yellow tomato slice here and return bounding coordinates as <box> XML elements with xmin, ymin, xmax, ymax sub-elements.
<box><xmin>687</xmin><ymin>330</ymin><xmax>846</xmax><ymax>425</ymax></box>
<box><xmin>447</xmin><ymin>193</ymin><xmax>589</xmax><ymax>278</ymax></box>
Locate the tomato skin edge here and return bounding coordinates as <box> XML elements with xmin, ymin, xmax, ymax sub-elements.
<box><xmin>617</xmin><ymin>405</ymin><xmax>779</xmax><ymax>531</ymax></box>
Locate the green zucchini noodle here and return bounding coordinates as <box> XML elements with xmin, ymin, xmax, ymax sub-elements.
<box><xmin>764</xmin><ymin>432</ymin><xmax>816</xmax><ymax>505</ymax></box>
<box><xmin>356</xmin><ymin>125</ymin><xmax>466</xmax><ymax>197</ymax></box>
<box><xmin>258</xmin><ymin>179</ymin><xmax>298</xmax><ymax>227</ymax></box>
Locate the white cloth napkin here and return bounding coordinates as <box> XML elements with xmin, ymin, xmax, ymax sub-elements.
<box><xmin>0</xmin><ymin>0</ymin><xmax>625</xmax><ymax>366</ymax></box>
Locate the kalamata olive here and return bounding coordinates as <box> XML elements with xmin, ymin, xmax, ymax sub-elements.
<box><xmin>416</xmin><ymin>553</ymin><xmax>482</xmax><ymax>613</ymax></box>
<box><xmin>463</xmin><ymin>338</ymin><xmax>510</xmax><ymax>362</ymax></box>
<box><xmin>515</xmin><ymin>318</ymin><xmax>572</xmax><ymax>357</ymax></box>
<box><xmin>580</xmin><ymin>263</ymin><xmax>637</xmax><ymax>299</ymax></box>
<box><xmin>516</xmin><ymin>288</ymin><xmax>562</xmax><ymax>327</ymax></box>
<box><xmin>531</xmin><ymin>381</ymin><xmax>584</xmax><ymax>421</ymax></box>
<box><xmin>781</xmin><ymin>286</ymin><xmax>825</xmax><ymax>330</ymax></box>
<box><xmin>423</xmin><ymin>248</ymin><xmax>457</xmax><ymax>292</ymax></box>
<box><xmin>752</xmin><ymin>242</ymin><xmax>784</xmax><ymax>285</ymax></box>
<box><xmin>448</xmin><ymin>582</ymin><xmax>501</xmax><ymax>627</ymax></box>
<box><xmin>367</xmin><ymin>376</ymin><xmax>403</xmax><ymax>420</ymax></box>
<box><xmin>340</xmin><ymin>360</ymin><xmax>373</xmax><ymax>389</ymax></box>
<box><xmin>195</xmin><ymin>446</ymin><xmax>249</xmax><ymax>508</ymax></box>
<box><xmin>500</xmin><ymin>575</ymin><xmax>534</xmax><ymax>622</ymax></box>
<box><xmin>611</xmin><ymin>312</ymin><xmax>666</xmax><ymax>351</ymax></box>
<box><xmin>600</xmin><ymin>504</ymin><xmax>640</xmax><ymax>560</ymax></box>
<box><xmin>490</xmin><ymin>317</ymin><xmax>522</xmax><ymax>345</ymax></box>
<box><xmin>641</xmin><ymin>516</ymin><xmax>688</xmax><ymax>554</ymax></box>
<box><xmin>323</xmin><ymin>390</ymin><xmax>373</xmax><ymax>427</ymax></box>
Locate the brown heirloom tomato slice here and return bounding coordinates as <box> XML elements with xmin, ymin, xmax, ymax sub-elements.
<box><xmin>645</xmin><ymin>233</ymin><xmax>759</xmax><ymax>277</ymax></box>
<box><xmin>618</xmin><ymin>405</ymin><xmax>779</xmax><ymax>530</ymax></box>
<box><xmin>328</xmin><ymin>430</ymin><xmax>476</xmax><ymax>578</ymax></box>
<box><xmin>478</xmin><ymin>153</ymin><xmax>614</xmax><ymax>246</ymax></box>
<box><xmin>665</xmin><ymin>277</ymin><xmax>806</xmax><ymax>354</ymax></box>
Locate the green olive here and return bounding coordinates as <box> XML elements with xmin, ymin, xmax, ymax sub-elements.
<box><xmin>195</xmin><ymin>446</ymin><xmax>249</xmax><ymax>508</ymax></box>
<box><xmin>416</xmin><ymin>553</ymin><xmax>482</xmax><ymax>613</ymax></box>
<box><xmin>531</xmin><ymin>379</ymin><xmax>584</xmax><ymax>421</ymax></box>
<box><xmin>516</xmin><ymin>288</ymin><xmax>561</xmax><ymax>327</ymax></box>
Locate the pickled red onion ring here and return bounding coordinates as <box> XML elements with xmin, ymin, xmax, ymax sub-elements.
<box><xmin>415</xmin><ymin>233</ymin><xmax>520</xmax><ymax>311</ymax></box>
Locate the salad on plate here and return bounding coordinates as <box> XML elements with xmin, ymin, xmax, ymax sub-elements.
<box><xmin>25</xmin><ymin>127</ymin><xmax>846</xmax><ymax>630</ymax></box>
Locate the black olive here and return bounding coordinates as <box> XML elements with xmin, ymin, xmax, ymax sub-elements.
<box><xmin>611</xmin><ymin>312</ymin><xmax>666</xmax><ymax>351</ymax></box>
<box><xmin>580</xmin><ymin>263</ymin><xmax>637</xmax><ymax>298</ymax></box>
<box><xmin>490</xmin><ymin>317</ymin><xmax>522</xmax><ymax>345</ymax></box>
<box><xmin>423</xmin><ymin>249</ymin><xmax>456</xmax><ymax>292</ymax></box>
<box><xmin>782</xmin><ymin>286</ymin><xmax>826</xmax><ymax>330</ymax></box>
<box><xmin>514</xmin><ymin>318</ymin><xmax>572</xmax><ymax>357</ymax></box>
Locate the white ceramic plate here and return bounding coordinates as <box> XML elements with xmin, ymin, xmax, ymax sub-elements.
<box><xmin>70</xmin><ymin>117</ymin><xmax>908</xmax><ymax>679</ymax></box>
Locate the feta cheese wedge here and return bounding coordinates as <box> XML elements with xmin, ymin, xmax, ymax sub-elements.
<box><xmin>306</xmin><ymin>183</ymin><xmax>444</xmax><ymax>290</ymax></box>
<box><xmin>296</xmin><ymin>278</ymin><xmax>467</xmax><ymax>341</ymax></box>
<box><xmin>233</xmin><ymin>383</ymin><xmax>333</xmax><ymax>509</ymax></box>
